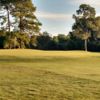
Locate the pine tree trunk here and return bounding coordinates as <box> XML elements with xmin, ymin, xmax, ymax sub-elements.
<box><xmin>19</xmin><ymin>16</ymin><xmax>23</xmax><ymax>33</ymax></box>
<box><xmin>6</xmin><ymin>6</ymin><xmax>10</xmax><ymax>32</ymax></box>
<box><xmin>84</xmin><ymin>39</ymin><xmax>88</xmax><ymax>51</ymax></box>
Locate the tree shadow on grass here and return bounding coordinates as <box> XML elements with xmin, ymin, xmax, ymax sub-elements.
<box><xmin>0</xmin><ymin>55</ymin><xmax>77</xmax><ymax>63</ymax></box>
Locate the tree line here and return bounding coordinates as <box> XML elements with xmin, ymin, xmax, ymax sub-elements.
<box><xmin>0</xmin><ymin>1</ymin><xmax>100</xmax><ymax>51</ymax></box>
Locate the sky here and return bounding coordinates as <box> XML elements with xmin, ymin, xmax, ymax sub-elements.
<box><xmin>33</xmin><ymin>0</ymin><xmax>100</xmax><ymax>36</ymax></box>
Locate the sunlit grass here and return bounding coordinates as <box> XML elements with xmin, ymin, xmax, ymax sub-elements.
<box><xmin>0</xmin><ymin>49</ymin><xmax>100</xmax><ymax>100</ymax></box>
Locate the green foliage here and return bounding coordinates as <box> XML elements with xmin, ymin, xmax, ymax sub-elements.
<box><xmin>72</xmin><ymin>4</ymin><xmax>98</xmax><ymax>51</ymax></box>
<box><xmin>15</xmin><ymin>32</ymin><xmax>30</xmax><ymax>49</ymax></box>
<box><xmin>12</xmin><ymin>0</ymin><xmax>41</xmax><ymax>34</ymax></box>
<box><xmin>0</xmin><ymin>0</ymin><xmax>41</xmax><ymax>49</ymax></box>
<box><xmin>30</xmin><ymin>35</ymin><xmax>38</xmax><ymax>49</ymax></box>
<box><xmin>77</xmin><ymin>4</ymin><xmax>96</xmax><ymax>18</ymax></box>
<box><xmin>3</xmin><ymin>32</ymin><xmax>19</xmax><ymax>49</ymax></box>
<box><xmin>0</xmin><ymin>2</ymin><xmax>100</xmax><ymax>51</ymax></box>
<box><xmin>37</xmin><ymin>34</ymin><xmax>52</xmax><ymax>50</ymax></box>
<box><xmin>2</xmin><ymin>32</ymin><xmax>30</xmax><ymax>49</ymax></box>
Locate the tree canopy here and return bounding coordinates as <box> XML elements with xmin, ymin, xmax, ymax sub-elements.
<box><xmin>0</xmin><ymin>3</ymin><xmax>100</xmax><ymax>51</ymax></box>
<box><xmin>72</xmin><ymin>4</ymin><xmax>98</xmax><ymax>51</ymax></box>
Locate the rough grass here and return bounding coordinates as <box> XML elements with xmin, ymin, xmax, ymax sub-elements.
<box><xmin>0</xmin><ymin>49</ymin><xmax>100</xmax><ymax>100</ymax></box>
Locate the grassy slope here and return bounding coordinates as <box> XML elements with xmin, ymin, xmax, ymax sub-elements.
<box><xmin>0</xmin><ymin>49</ymin><xmax>100</xmax><ymax>100</ymax></box>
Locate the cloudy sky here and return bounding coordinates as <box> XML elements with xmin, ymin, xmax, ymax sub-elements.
<box><xmin>33</xmin><ymin>0</ymin><xmax>100</xmax><ymax>35</ymax></box>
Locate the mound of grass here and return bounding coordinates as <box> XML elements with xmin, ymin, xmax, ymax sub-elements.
<box><xmin>0</xmin><ymin>49</ymin><xmax>100</xmax><ymax>100</ymax></box>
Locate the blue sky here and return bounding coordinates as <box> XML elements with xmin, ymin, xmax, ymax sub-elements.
<box><xmin>33</xmin><ymin>0</ymin><xmax>100</xmax><ymax>35</ymax></box>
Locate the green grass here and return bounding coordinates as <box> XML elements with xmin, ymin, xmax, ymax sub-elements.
<box><xmin>0</xmin><ymin>49</ymin><xmax>100</xmax><ymax>100</ymax></box>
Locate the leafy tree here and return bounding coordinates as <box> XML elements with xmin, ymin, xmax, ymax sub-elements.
<box><xmin>30</xmin><ymin>35</ymin><xmax>38</xmax><ymax>49</ymax></box>
<box><xmin>94</xmin><ymin>17</ymin><xmax>100</xmax><ymax>39</ymax></box>
<box><xmin>72</xmin><ymin>4</ymin><xmax>96</xmax><ymax>51</ymax></box>
<box><xmin>57</xmin><ymin>34</ymin><xmax>68</xmax><ymax>50</ymax></box>
<box><xmin>37</xmin><ymin>34</ymin><xmax>52</xmax><ymax>50</ymax></box>
<box><xmin>0</xmin><ymin>0</ymin><xmax>41</xmax><ymax>49</ymax></box>
<box><xmin>15</xmin><ymin>32</ymin><xmax>30</xmax><ymax>49</ymax></box>
<box><xmin>3</xmin><ymin>32</ymin><xmax>19</xmax><ymax>49</ymax></box>
<box><xmin>12</xmin><ymin>0</ymin><xmax>41</xmax><ymax>34</ymax></box>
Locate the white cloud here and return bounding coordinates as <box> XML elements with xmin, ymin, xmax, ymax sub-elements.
<box><xmin>96</xmin><ymin>13</ymin><xmax>100</xmax><ymax>16</ymax></box>
<box><xmin>69</xmin><ymin>0</ymin><xmax>100</xmax><ymax>7</ymax></box>
<box><xmin>35</xmin><ymin>11</ymin><xmax>74</xmax><ymax>34</ymax></box>
<box><xmin>35</xmin><ymin>11</ymin><xmax>72</xmax><ymax>20</ymax></box>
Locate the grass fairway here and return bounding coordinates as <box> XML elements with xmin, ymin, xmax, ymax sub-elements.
<box><xmin>0</xmin><ymin>50</ymin><xmax>100</xmax><ymax>100</ymax></box>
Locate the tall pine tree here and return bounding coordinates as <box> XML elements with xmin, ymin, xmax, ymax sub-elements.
<box><xmin>12</xmin><ymin>0</ymin><xmax>41</xmax><ymax>34</ymax></box>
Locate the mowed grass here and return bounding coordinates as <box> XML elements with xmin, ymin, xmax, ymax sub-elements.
<box><xmin>0</xmin><ymin>50</ymin><xmax>100</xmax><ymax>100</ymax></box>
